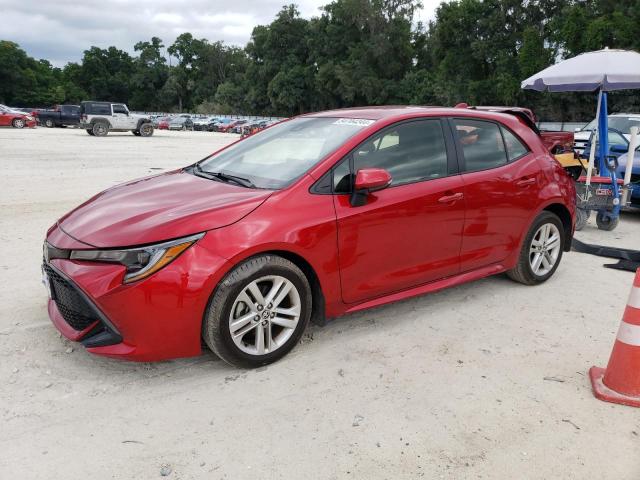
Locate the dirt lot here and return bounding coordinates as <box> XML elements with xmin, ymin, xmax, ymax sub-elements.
<box><xmin>1</xmin><ymin>126</ymin><xmax>639</xmax><ymax>479</ymax></box>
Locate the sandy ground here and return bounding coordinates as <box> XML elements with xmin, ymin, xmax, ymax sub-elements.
<box><xmin>1</xmin><ymin>126</ymin><xmax>639</xmax><ymax>479</ymax></box>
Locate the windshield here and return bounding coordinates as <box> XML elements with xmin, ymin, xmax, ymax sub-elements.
<box><xmin>196</xmin><ymin>117</ymin><xmax>373</xmax><ymax>189</ymax></box>
<box><xmin>582</xmin><ymin>116</ymin><xmax>640</xmax><ymax>134</ymax></box>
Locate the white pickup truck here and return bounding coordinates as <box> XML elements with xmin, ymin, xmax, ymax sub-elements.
<box><xmin>79</xmin><ymin>101</ymin><xmax>154</xmax><ymax>137</ymax></box>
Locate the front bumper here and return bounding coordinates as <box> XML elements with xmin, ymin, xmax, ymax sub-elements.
<box><xmin>43</xmin><ymin>228</ymin><xmax>230</xmax><ymax>361</ymax></box>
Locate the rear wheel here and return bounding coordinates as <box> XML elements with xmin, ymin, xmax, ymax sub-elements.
<box><xmin>44</xmin><ymin>118</ymin><xmax>54</xmax><ymax>128</ymax></box>
<box><xmin>92</xmin><ymin>122</ymin><xmax>109</xmax><ymax>137</ymax></box>
<box><xmin>203</xmin><ymin>255</ymin><xmax>312</xmax><ymax>368</ymax></box>
<box><xmin>507</xmin><ymin>211</ymin><xmax>565</xmax><ymax>285</ymax></box>
<box><xmin>12</xmin><ymin>118</ymin><xmax>25</xmax><ymax>129</ymax></box>
<box><xmin>139</xmin><ymin>123</ymin><xmax>154</xmax><ymax>137</ymax></box>
<box><xmin>596</xmin><ymin>212</ymin><xmax>619</xmax><ymax>231</ymax></box>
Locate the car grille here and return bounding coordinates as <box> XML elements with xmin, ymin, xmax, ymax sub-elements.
<box><xmin>43</xmin><ymin>263</ymin><xmax>97</xmax><ymax>331</ymax></box>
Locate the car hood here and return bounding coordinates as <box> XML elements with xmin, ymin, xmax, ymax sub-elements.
<box><xmin>58</xmin><ymin>171</ymin><xmax>272</xmax><ymax>248</ymax></box>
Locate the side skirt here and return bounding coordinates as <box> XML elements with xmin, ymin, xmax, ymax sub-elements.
<box><xmin>344</xmin><ymin>263</ymin><xmax>506</xmax><ymax>315</ymax></box>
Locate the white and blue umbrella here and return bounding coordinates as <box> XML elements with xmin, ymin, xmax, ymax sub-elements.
<box><xmin>521</xmin><ymin>48</ymin><xmax>640</xmax><ymax>211</ymax></box>
<box><xmin>521</xmin><ymin>49</ymin><xmax>640</xmax><ymax>92</ymax></box>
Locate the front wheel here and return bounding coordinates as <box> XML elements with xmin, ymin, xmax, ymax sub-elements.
<box><xmin>203</xmin><ymin>255</ymin><xmax>312</xmax><ymax>368</ymax></box>
<box><xmin>596</xmin><ymin>212</ymin><xmax>619</xmax><ymax>231</ymax></box>
<box><xmin>507</xmin><ymin>211</ymin><xmax>565</xmax><ymax>285</ymax></box>
<box><xmin>12</xmin><ymin>118</ymin><xmax>25</xmax><ymax>129</ymax></box>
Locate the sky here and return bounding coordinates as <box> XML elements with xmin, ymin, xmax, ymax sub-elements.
<box><xmin>1</xmin><ymin>0</ymin><xmax>442</xmax><ymax>67</ymax></box>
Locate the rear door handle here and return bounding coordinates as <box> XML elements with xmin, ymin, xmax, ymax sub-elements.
<box><xmin>516</xmin><ymin>177</ymin><xmax>536</xmax><ymax>187</ymax></box>
<box><xmin>438</xmin><ymin>192</ymin><xmax>464</xmax><ymax>203</ymax></box>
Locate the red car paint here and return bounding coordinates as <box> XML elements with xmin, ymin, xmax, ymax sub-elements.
<box><xmin>0</xmin><ymin>109</ymin><xmax>37</xmax><ymax>128</ymax></box>
<box><xmin>43</xmin><ymin>106</ymin><xmax>576</xmax><ymax>361</ymax></box>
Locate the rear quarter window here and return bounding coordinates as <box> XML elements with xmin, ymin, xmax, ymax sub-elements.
<box><xmin>87</xmin><ymin>103</ymin><xmax>112</xmax><ymax>115</ymax></box>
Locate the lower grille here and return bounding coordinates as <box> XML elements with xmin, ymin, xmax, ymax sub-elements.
<box><xmin>43</xmin><ymin>263</ymin><xmax>97</xmax><ymax>331</ymax></box>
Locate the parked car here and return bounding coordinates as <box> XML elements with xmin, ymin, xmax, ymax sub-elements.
<box><xmin>156</xmin><ymin>117</ymin><xmax>171</xmax><ymax>130</ymax></box>
<box><xmin>574</xmin><ymin>113</ymin><xmax>640</xmax><ymax>154</ymax></box>
<box><xmin>230</xmin><ymin>120</ymin><xmax>249</xmax><ymax>134</ymax></box>
<box><xmin>37</xmin><ymin>105</ymin><xmax>80</xmax><ymax>128</ymax></box>
<box><xmin>209</xmin><ymin>118</ymin><xmax>233</xmax><ymax>132</ymax></box>
<box><xmin>79</xmin><ymin>101</ymin><xmax>154</xmax><ymax>137</ymax></box>
<box><xmin>218</xmin><ymin>119</ymin><xmax>245</xmax><ymax>133</ymax></box>
<box><xmin>193</xmin><ymin>116</ymin><xmax>218</xmax><ymax>131</ymax></box>
<box><xmin>0</xmin><ymin>104</ymin><xmax>36</xmax><ymax>128</ymax></box>
<box><xmin>41</xmin><ymin>106</ymin><xmax>575</xmax><ymax>367</ymax></box>
<box><xmin>168</xmin><ymin>116</ymin><xmax>194</xmax><ymax>131</ymax></box>
<box><xmin>616</xmin><ymin>150</ymin><xmax>640</xmax><ymax>209</ymax></box>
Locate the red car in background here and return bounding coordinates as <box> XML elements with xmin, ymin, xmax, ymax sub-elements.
<box><xmin>42</xmin><ymin>106</ymin><xmax>575</xmax><ymax>367</ymax></box>
<box><xmin>0</xmin><ymin>104</ymin><xmax>37</xmax><ymax>128</ymax></box>
<box><xmin>156</xmin><ymin>117</ymin><xmax>170</xmax><ymax>130</ymax></box>
<box><xmin>217</xmin><ymin>119</ymin><xmax>245</xmax><ymax>133</ymax></box>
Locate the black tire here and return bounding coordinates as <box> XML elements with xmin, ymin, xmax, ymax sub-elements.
<box><xmin>596</xmin><ymin>212</ymin><xmax>619</xmax><ymax>231</ymax></box>
<box><xmin>86</xmin><ymin>129</ymin><xmax>94</xmax><ymax>136</ymax></box>
<box><xmin>44</xmin><ymin>118</ymin><xmax>54</xmax><ymax>128</ymax></box>
<box><xmin>507</xmin><ymin>211</ymin><xmax>565</xmax><ymax>285</ymax></box>
<box><xmin>575</xmin><ymin>208</ymin><xmax>589</xmax><ymax>231</ymax></box>
<box><xmin>132</xmin><ymin>130</ymin><xmax>141</xmax><ymax>136</ymax></box>
<box><xmin>92</xmin><ymin>122</ymin><xmax>109</xmax><ymax>137</ymax></box>
<box><xmin>202</xmin><ymin>255</ymin><xmax>312</xmax><ymax>368</ymax></box>
<box><xmin>12</xmin><ymin>118</ymin><xmax>25</xmax><ymax>129</ymax></box>
<box><xmin>139</xmin><ymin>123</ymin><xmax>154</xmax><ymax>137</ymax></box>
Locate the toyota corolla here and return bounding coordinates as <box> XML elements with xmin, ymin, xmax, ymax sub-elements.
<box><xmin>42</xmin><ymin>106</ymin><xmax>576</xmax><ymax>367</ymax></box>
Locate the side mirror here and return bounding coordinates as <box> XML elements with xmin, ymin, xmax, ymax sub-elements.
<box><xmin>350</xmin><ymin>168</ymin><xmax>392</xmax><ymax>207</ymax></box>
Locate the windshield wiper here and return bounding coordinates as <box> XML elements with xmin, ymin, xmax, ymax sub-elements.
<box><xmin>193</xmin><ymin>164</ymin><xmax>256</xmax><ymax>188</ymax></box>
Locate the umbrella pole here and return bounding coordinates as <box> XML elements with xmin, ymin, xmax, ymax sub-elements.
<box><xmin>585</xmin><ymin>90</ymin><xmax>602</xmax><ymax>186</ymax></box>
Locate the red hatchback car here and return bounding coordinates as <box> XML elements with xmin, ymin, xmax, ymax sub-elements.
<box><xmin>42</xmin><ymin>107</ymin><xmax>575</xmax><ymax>367</ymax></box>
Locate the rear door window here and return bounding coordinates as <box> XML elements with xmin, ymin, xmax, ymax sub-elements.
<box><xmin>453</xmin><ymin>119</ymin><xmax>508</xmax><ymax>172</ymax></box>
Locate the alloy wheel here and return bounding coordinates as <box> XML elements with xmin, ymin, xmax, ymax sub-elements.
<box><xmin>529</xmin><ymin>223</ymin><xmax>561</xmax><ymax>276</ymax></box>
<box><xmin>228</xmin><ymin>275</ymin><xmax>301</xmax><ymax>356</ymax></box>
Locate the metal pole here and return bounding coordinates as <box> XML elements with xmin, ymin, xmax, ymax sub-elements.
<box><xmin>597</xmin><ymin>91</ymin><xmax>609</xmax><ymax>175</ymax></box>
<box><xmin>585</xmin><ymin>90</ymin><xmax>602</xmax><ymax>186</ymax></box>
<box><xmin>625</xmin><ymin>126</ymin><xmax>639</xmax><ymax>186</ymax></box>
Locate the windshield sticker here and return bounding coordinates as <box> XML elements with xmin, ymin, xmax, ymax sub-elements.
<box><xmin>333</xmin><ymin>118</ymin><xmax>375</xmax><ymax>127</ymax></box>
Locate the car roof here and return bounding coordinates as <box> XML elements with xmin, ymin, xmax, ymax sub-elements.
<box><xmin>302</xmin><ymin>105</ymin><xmax>521</xmax><ymax>123</ymax></box>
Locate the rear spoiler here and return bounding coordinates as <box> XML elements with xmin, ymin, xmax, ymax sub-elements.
<box><xmin>454</xmin><ymin>103</ymin><xmax>541</xmax><ymax>135</ymax></box>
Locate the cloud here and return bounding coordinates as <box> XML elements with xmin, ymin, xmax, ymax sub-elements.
<box><xmin>1</xmin><ymin>0</ymin><xmax>441</xmax><ymax>67</ymax></box>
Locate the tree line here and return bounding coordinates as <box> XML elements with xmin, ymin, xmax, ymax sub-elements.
<box><xmin>1</xmin><ymin>0</ymin><xmax>639</xmax><ymax>120</ymax></box>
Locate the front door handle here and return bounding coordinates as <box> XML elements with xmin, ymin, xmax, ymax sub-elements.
<box><xmin>438</xmin><ymin>192</ymin><xmax>464</xmax><ymax>203</ymax></box>
<box><xmin>516</xmin><ymin>177</ymin><xmax>536</xmax><ymax>187</ymax></box>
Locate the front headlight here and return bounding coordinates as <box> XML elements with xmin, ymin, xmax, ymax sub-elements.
<box><xmin>26</xmin><ymin>115</ymin><xmax>33</xmax><ymax>120</ymax></box>
<box><xmin>70</xmin><ymin>233</ymin><xmax>204</xmax><ymax>284</ymax></box>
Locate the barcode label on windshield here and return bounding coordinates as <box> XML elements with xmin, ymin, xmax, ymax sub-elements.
<box><xmin>333</xmin><ymin>118</ymin><xmax>375</xmax><ymax>127</ymax></box>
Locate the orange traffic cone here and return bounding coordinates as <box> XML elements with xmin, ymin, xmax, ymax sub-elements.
<box><xmin>589</xmin><ymin>268</ymin><xmax>640</xmax><ymax>407</ymax></box>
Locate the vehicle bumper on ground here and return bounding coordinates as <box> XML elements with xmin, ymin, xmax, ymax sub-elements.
<box><xmin>42</xmin><ymin>228</ymin><xmax>230</xmax><ymax>361</ymax></box>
